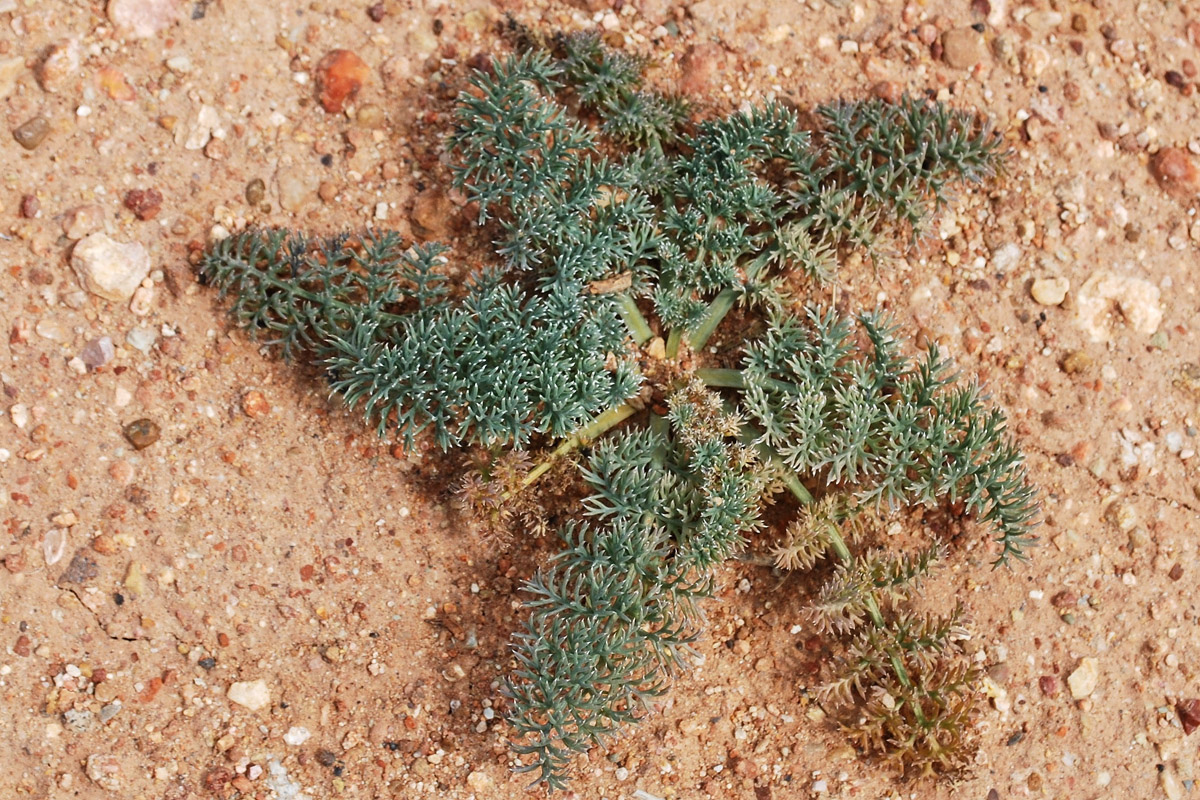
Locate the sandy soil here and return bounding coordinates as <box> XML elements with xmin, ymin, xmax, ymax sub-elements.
<box><xmin>2</xmin><ymin>0</ymin><xmax>1199</xmax><ymax>799</ymax></box>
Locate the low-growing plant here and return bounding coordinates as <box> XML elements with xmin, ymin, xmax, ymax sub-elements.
<box><xmin>201</xmin><ymin>28</ymin><xmax>1035</xmax><ymax>791</ymax></box>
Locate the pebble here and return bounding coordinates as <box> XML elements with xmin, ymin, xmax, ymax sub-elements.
<box><xmin>941</xmin><ymin>28</ymin><xmax>986</xmax><ymax>69</ymax></box>
<box><xmin>466</xmin><ymin>770</ymin><xmax>493</xmax><ymax>791</ymax></box>
<box><xmin>244</xmin><ymin>178</ymin><xmax>266</xmax><ymax>206</ymax></box>
<box><xmin>97</xmin><ymin>67</ymin><xmax>136</xmax><ymax>101</ymax></box>
<box><xmin>63</xmin><ymin>708</ymin><xmax>94</xmax><ymax>733</ymax></box>
<box><xmin>990</xmin><ymin>242</ymin><xmax>1022</xmax><ymax>273</ymax></box>
<box><xmin>1067</xmin><ymin>657</ymin><xmax>1099</xmax><ymax>699</ymax></box>
<box><xmin>129</xmin><ymin>285</ymin><xmax>155</xmax><ymax>316</ymax></box>
<box><xmin>71</xmin><ymin>234</ymin><xmax>151</xmax><ymax>302</ymax></box>
<box><xmin>315</xmin><ymin>49</ymin><xmax>370</xmax><ymax>113</ymax></box>
<box><xmin>1177</xmin><ymin>699</ymin><xmax>1200</xmax><ymax>734</ymax></box>
<box><xmin>1150</xmin><ymin>147</ymin><xmax>1200</xmax><ymax>198</ymax></box>
<box><xmin>123</xmin><ymin>418</ymin><xmax>161</xmax><ymax>450</ymax></box>
<box><xmin>125</xmin><ymin>326</ymin><xmax>157</xmax><ymax>354</ymax></box>
<box><xmin>1075</xmin><ymin>273</ymin><xmax>1162</xmax><ymax>340</ymax></box>
<box><xmin>1162</xmin><ymin>769</ymin><xmax>1184</xmax><ymax>800</ymax></box>
<box><xmin>35</xmin><ymin>319</ymin><xmax>70</xmax><ymax>343</ymax></box>
<box><xmin>1019</xmin><ymin>44</ymin><xmax>1051</xmax><ymax>80</ymax></box>
<box><xmin>35</xmin><ymin>39</ymin><xmax>79</xmax><ymax>93</ymax></box>
<box><xmin>410</xmin><ymin>188</ymin><xmax>455</xmax><ymax>239</ymax></box>
<box><xmin>276</xmin><ymin>167</ymin><xmax>317</xmax><ymax>212</ymax></box>
<box><xmin>356</xmin><ymin>103</ymin><xmax>385</xmax><ymax>129</ymax></box>
<box><xmin>227</xmin><ymin>679</ymin><xmax>271</xmax><ymax>711</ymax></box>
<box><xmin>0</xmin><ymin>56</ymin><xmax>23</xmax><ymax>100</ymax></box>
<box><xmin>107</xmin><ymin>0</ymin><xmax>182</xmax><ymax>38</ymax></box>
<box><xmin>43</xmin><ymin>528</ymin><xmax>67</xmax><ymax>566</ymax></box>
<box><xmin>63</xmin><ymin>205</ymin><xmax>106</xmax><ymax>240</ymax></box>
<box><xmin>242</xmin><ymin>390</ymin><xmax>269</xmax><ymax>418</ymax></box>
<box><xmin>123</xmin><ymin>188</ymin><xmax>163</xmax><ymax>221</ymax></box>
<box><xmin>1031</xmin><ymin>276</ymin><xmax>1069</xmax><ymax>306</ymax></box>
<box><xmin>13</xmin><ymin>116</ymin><xmax>51</xmax><ymax>150</ymax></box>
<box><xmin>86</xmin><ymin>754</ymin><xmax>122</xmax><ymax>791</ymax></box>
<box><xmin>1038</xmin><ymin>675</ymin><xmax>1061</xmax><ymax>697</ymax></box>
<box><xmin>283</xmin><ymin>726</ymin><xmax>311</xmax><ymax>745</ymax></box>
<box><xmin>1060</xmin><ymin>350</ymin><xmax>1092</xmax><ymax>375</ymax></box>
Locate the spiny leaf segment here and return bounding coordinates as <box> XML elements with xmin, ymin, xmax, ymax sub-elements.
<box><xmin>201</xmin><ymin>27</ymin><xmax>1030</xmax><ymax>791</ymax></box>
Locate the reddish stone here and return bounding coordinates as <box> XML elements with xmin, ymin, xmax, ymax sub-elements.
<box><xmin>1150</xmin><ymin>147</ymin><xmax>1200</xmax><ymax>198</ymax></box>
<box><xmin>1179</xmin><ymin>699</ymin><xmax>1200</xmax><ymax>735</ymax></box>
<box><xmin>315</xmin><ymin>49</ymin><xmax>370</xmax><ymax>113</ymax></box>
<box><xmin>124</xmin><ymin>188</ymin><xmax>163</xmax><ymax>220</ymax></box>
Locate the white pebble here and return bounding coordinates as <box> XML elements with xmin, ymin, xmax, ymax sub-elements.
<box><xmin>227</xmin><ymin>679</ymin><xmax>271</xmax><ymax>711</ymax></box>
<box><xmin>283</xmin><ymin>726</ymin><xmax>311</xmax><ymax>745</ymax></box>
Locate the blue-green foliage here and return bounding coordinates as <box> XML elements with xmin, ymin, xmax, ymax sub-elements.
<box><xmin>203</xmin><ymin>229</ymin><xmax>638</xmax><ymax>450</ymax></box>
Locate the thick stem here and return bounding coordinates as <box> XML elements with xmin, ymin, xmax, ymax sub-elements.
<box><xmin>664</xmin><ymin>328</ymin><xmax>683</xmax><ymax>360</ymax></box>
<box><xmin>695</xmin><ymin>367</ymin><xmax>745</xmax><ymax>389</ymax></box>
<box><xmin>506</xmin><ymin>403</ymin><xmax>637</xmax><ymax>499</ymax></box>
<box><xmin>615</xmin><ymin>293</ymin><xmax>654</xmax><ymax>345</ymax></box>
<box><xmin>687</xmin><ymin>289</ymin><xmax>737</xmax><ymax>353</ymax></box>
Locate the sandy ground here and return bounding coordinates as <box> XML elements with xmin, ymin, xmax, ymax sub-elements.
<box><xmin>2</xmin><ymin>0</ymin><xmax>1199</xmax><ymax>799</ymax></box>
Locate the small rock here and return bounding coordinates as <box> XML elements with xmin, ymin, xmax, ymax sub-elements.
<box><xmin>1177</xmin><ymin>699</ymin><xmax>1200</xmax><ymax>735</ymax></box>
<box><xmin>58</xmin><ymin>550</ymin><xmax>98</xmax><ymax>584</ymax></box>
<box><xmin>1150</xmin><ymin>147</ymin><xmax>1200</xmax><ymax>198</ymax></box>
<box><xmin>228</xmin><ymin>679</ymin><xmax>271</xmax><ymax>711</ymax></box>
<box><xmin>63</xmin><ymin>205</ymin><xmax>106</xmax><ymax>240</ymax></box>
<box><xmin>241</xmin><ymin>390</ymin><xmax>269</xmax><ymax>418</ymax></box>
<box><xmin>97</xmin><ymin>66</ymin><xmax>136</xmax><ymax>101</ymax></box>
<box><xmin>990</xmin><ymin>242</ymin><xmax>1021</xmax><ymax>273</ymax></box>
<box><xmin>126</xmin><ymin>326</ymin><xmax>157</xmax><ymax>354</ymax></box>
<box><xmin>1031</xmin><ymin>276</ymin><xmax>1069</xmax><ymax>306</ymax></box>
<box><xmin>410</xmin><ymin>188</ymin><xmax>455</xmax><ymax>238</ymax></box>
<box><xmin>1038</xmin><ymin>675</ymin><xmax>1061</xmax><ymax>697</ymax></box>
<box><xmin>941</xmin><ymin>28</ymin><xmax>986</xmax><ymax>69</ymax></box>
<box><xmin>356</xmin><ymin>103</ymin><xmax>385</xmax><ymax>129</ymax></box>
<box><xmin>1019</xmin><ymin>44</ymin><xmax>1051</xmax><ymax>80</ymax></box>
<box><xmin>71</xmin><ymin>233</ymin><xmax>151</xmax><ymax>302</ymax></box>
<box><xmin>123</xmin><ymin>188</ymin><xmax>163</xmax><ymax>221</ymax></box>
<box><xmin>1075</xmin><ymin>272</ymin><xmax>1162</xmax><ymax>341</ymax></box>
<box><xmin>678</xmin><ymin>43</ymin><xmax>722</xmax><ymax>96</ymax></box>
<box><xmin>107</xmin><ymin>0</ymin><xmax>183</xmax><ymax>38</ymax></box>
<box><xmin>43</xmin><ymin>528</ymin><xmax>67</xmax><ymax>566</ymax></box>
<box><xmin>244</xmin><ymin>178</ymin><xmax>266</xmax><ymax>206</ymax></box>
<box><xmin>0</xmin><ymin>56</ymin><xmax>23</xmax><ymax>100</ymax></box>
<box><xmin>283</xmin><ymin>726</ymin><xmax>311</xmax><ymax>745</ymax></box>
<box><xmin>276</xmin><ymin>167</ymin><xmax>317</xmax><ymax>213</ymax></box>
<box><xmin>123</xmin><ymin>418</ymin><xmax>160</xmax><ymax>450</ymax></box>
<box><xmin>315</xmin><ymin>49</ymin><xmax>370</xmax><ymax>113</ymax></box>
<box><xmin>63</xmin><ymin>708</ymin><xmax>94</xmax><ymax>733</ymax></box>
<box><xmin>86</xmin><ymin>754</ymin><xmax>122</xmax><ymax>791</ymax></box>
<box><xmin>1060</xmin><ymin>350</ymin><xmax>1092</xmax><ymax>375</ymax></box>
<box><xmin>35</xmin><ymin>319</ymin><xmax>71</xmax><ymax>343</ymax></box>
<box><xmin>36</xmin><ymin>40</ymin><xmax>80</xmax><ymax>93</ymax></box>
<box><xmin>1067</xmin><ymin>657</ymin><xmax>1099</xmax><ymax>699</ymax></box>
<box><xmin>466</xmin><ymin>770</ymin><xmax>493</xmax><ymax>791</ymax></box>
<box><xmin>20</xmin><ymin>194</ymin><xmax>40</xmax><ymax>218</ymax></box>
<box><xmin>13</xmin><ymin>116</ymin><xmax>51</xmax><ymax>150</ymax></box>
<box><xmin>129</xmin><ymin>285</ymin><xmax>154</xmax><ymax>316</ymax></box>
<box><xmin>1162</xmin><ymin>768</ymin><xmax>1184</xmax><ymax>800</ymax></box>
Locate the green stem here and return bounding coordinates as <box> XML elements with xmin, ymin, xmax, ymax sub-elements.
<box><xmin>615</xmin><ymin>293</ymin><xmax>653</xmax><ymax>345</ymax></box>
<box><xmin>696</xmin><ymin>367</ymin><xmax>745</xmax><ymax>389</ymax></box>
<box><xmin>687</xmin><ymin>289</ymin><xmax>737</xmax><ymax>353</ymax></box>
<box><xmin>664</xmin><ymin>328</ymin><xmax>683</xmax><ymax>360</ymax></box>
<box><xmin>506</xmin><ymin>403</ymin><xmax>637</xmax><ymax>499</ymax></box>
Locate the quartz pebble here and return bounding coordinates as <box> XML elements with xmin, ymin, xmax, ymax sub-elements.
<box><xmin>1067</xmin><ymin>657</ymin><xmax>1099</xmax><ymax>699</ymax></box>
<box><xmin>126</xmin><ymin>325</ymin><xmax>157</xmax><ymax>354</ymax></box>
<box><xmin>283</xmin><ymin>726</ymin><xmax>311</xmax><ymax>745</ymax></box>
<box><xmin>63</xmin><ymin>205</ymin><xmax>105</xmax><ymax>240</ymax></box>
<box><xmin>107</xmin><ymin>0</ymin><xmax>183</xmax><ymax>38</ymax></box>
<box><xmin>86</xmin><ymin>754</ymin><xmax>122</xmax><ymax>791</ymax></box>
<box><xmin>1075</xmin><ymin>272</ymin><xmax>1162</xmax><ymax>340</ymax></box>
<box><xmin>71</xmin><ymin>234</ymin><xmax>151</xmax><ymax>302</ymax></box>
<box><xmin>0</xmin><ymin>56</ymin><xmax>23</xmax><ymax>100</ymax></box>
<box><xmin>277</xmin><ymin>167</ymin><xmax>317</xmax><ymax>212</ymax></box>
<box><xmin>228</xmin><ymin>679</ymin><xmax>271</xmax><ymax>711</ymax></box>
<box><xmin>1031</xmin><ymin>276</ymin><xmax>1069</xmax><ymax>306</ymax></box>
